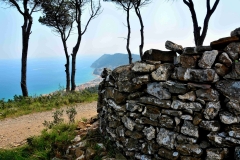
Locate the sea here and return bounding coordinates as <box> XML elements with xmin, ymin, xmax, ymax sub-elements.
<box><xmin>0</xmin><ymin>56</ymin><xmax>97</xmax><ymax>100</ymax></box>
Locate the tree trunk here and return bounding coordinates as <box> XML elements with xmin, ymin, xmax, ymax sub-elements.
<box><xmin>62</xmin><ymin>38</ymin><xmax>70</xmax><ymax>91</ymax></box>
<box><xmin>126</xmin><ymin>8</ymin><xmax>132</xmax><ymax>64</ymax></box>
<box><xmin>71</xmin><ymin>33</ymin><xmax>81</xmax><ymax>91</ymax></box>
<box><xmin>71</xmin><ymin>53</ymin><xmax>76</xmax><ymax>91</ymax></box>
<box><xmin>134</xmin><ymin>7</ymin><xmax>144</xmax><ymax>59</ymax></box>
<box><xmin>20</xmin><ymin>16</ymin><xmax>32</xmax><ymax>97</ymax></box>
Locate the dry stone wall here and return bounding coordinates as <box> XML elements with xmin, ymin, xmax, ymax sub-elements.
<box><xmin>97</xmin><ymin>28</ymin><xmax>240</xmax><ymax>160</ymax></box>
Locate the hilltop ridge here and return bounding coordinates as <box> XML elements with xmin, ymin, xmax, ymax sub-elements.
<box><xmin>91</xmin><ymin>53</ymin><xmax>140</xmax><ymax>75</ymax></box>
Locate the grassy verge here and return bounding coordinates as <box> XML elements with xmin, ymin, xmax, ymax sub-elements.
<box><xmin>0</xmin><ymin>123</ymin><xmax>77</xmax><ymax>160</ymax></box>
<box><xmin>0</xmin><ymin>86</ymin><xmax>98</xmax><ymax>120</ymax></box>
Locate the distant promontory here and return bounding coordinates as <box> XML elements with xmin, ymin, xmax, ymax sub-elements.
<box><xmin>91</xmin><ymin>53</ymin><xmax>140</xmax><ymax>75</ymax></box>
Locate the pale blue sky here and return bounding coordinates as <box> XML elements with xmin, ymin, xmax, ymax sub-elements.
<box><xmin>0</xmin><ymin>0</ymin><xmax>240</xmax><ymax>60</ymax></box>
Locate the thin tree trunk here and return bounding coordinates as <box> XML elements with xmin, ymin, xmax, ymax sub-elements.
<box><xmin>134</xmin><ymin>7</ymin><xmax>144</xmax><ymax>59</ymax></box>
<box><xmin>126</xmin><ymin>8</ymin><xmax>132</xmax><ymax>64</ymax></box>
<box><xmin>21</xmin><ymin>16</ymin><xmax>32</xmax><ymax>97</ymax></box>
<box><xmin>71</xmin><ymin>53</ymin><xmax>76</xmax><ymax>91</ymax></box>
<box><xmin>71</xmin><ymin>27</ymin><xmax>81</xmax><ymax>91</ymax></box>
<box><xmin>62</xmin><ymin>39</ymin><xmax>70</xmax><ymax>91</ymax></box>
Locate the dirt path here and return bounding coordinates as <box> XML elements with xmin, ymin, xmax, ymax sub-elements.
<box><xmin>0</xmin><ymin>101</ymin><xmax>97</xmax><ymax>149</ymax></box>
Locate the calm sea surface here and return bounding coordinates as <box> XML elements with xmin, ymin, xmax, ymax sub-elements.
<box><xmin>0</xmin><ymin>57</ymin><xmax>97</xmax><ymax>100</ymax></box>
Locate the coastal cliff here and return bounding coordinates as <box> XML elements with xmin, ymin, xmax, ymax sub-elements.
<box><xmin>91</xmin><ymin>53</ymin><xmax>140</xmax><ymax>75</ymax></box>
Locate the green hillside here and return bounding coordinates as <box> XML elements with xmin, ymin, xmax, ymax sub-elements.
<box><xmin>91</xmin><ymin>53</ymin><xmax>140</xmax><ymax>69</ymax></box>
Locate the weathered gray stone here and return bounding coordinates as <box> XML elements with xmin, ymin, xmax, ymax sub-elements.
<box><xmin>151</xmin><ymin>64</ymin><xmax>174</xmax><ymax>81</ymax></box>
<box><xmin>142</xmin><ymin>49</ymin><xmax>177</xmax><ymax>62</ymax></box>
<box><xmin>165</xmin><ymin>40</ymin><xmax>183</xmax><ymax>54</ymax></box>
<box><xmin>109</xmin><ymin>120</ymin><xmax>121</xmax><ymax>128</ymax></box>
<box><xmin>216</xmin><ymin>80</ymin><xmax>240</xmax><ymax>102</ymax></box>
<box><xmin>161</xmin><ymin>81</ymin><xmax>189</xmax><ymax>95</ymax></box>
<box><xmin>139</xmin><ymin>96</ymin><xmax>171</xmax><ymax>108</ymax></box>
<box><xmin>101</xmin><ymin>68</ymin><xmax>112</xmax><ymax>78</ymax></box>
<box><xmin>207</xmin><ymin>132</ymin><xmax>232</xmax><ymax>147</ymax></box>
<box><xmin>196</xmin><ymin>88</ymin><xmax>219</xmax><ymax>102</ymax></box>
<box><xmin>161</xmin><ymin>109</ymin><xmax>182</xmax><ymax>117</ymax></box>
<box><xmin>108</xmin><ymin>99</ymin><xmax>126</xmax><ymax>112</ymax></box>
<box><xmin>129</xmin><ymin>112</ymin><xmax>141</xmax><ymax>118</ymax></box>
<box><xmin>125</xmin><ymin>130</ymin><xmax>144</xmax><ymax>139</ymax></box>
<box><xmin>171</xmin><ymin>100</ymin><xmax>202</xmax><ymax>112</ymax></box>
<box><xmin>198</xmin><ymin>50</ymin><xmax>218</xmax><ymax>68</ymax></box>
<box><xmin>116</xmin><ymin>125</ymin><xmax>125</xmax><ymax>137</ymax></box>
<box><xmin>145</xmin><ymin>60</ymin><xmax>161</xmax><ymax>65</ymax></box>
<box><xmin>135</xmin><ymin>153</ymin><xmax>152</xmax><ymax>160</ymax></box>
<box><xmin>126</xmin><ymin>100</ymin><xmax>140</xmax><ymax>112</ymax></box>
<box><xmin>218</xmin><ymin>52</ymin><xmax>233</xmax><ymax>67</ymax></box>
<box><xmin>105</xmin><ymin>88</ymin><xmax>127</xmax><ymax>104</ymax></box>
<box><xmin>187</xmin><ymin>82</ymin><xmax>211</xmax><ymax>90</ymax></box>
<box><xmin>147</xmin><ymin>82</ymin><xmax>171</xmax><ymax>100</ymax></box>
<box><xmin>159</xmin><ymin>115</ymin><xmax>175</xmax><ymax>129</ymax></box>
<box><xmin>141</xmin><ymin>141</ymin><xmax>159</xmax><ymax>155</ymax></box>
<box><xmin>172</xmin><ymin>67</ymin><xmax>216</xmax><ymax>82</ymax></box>
<box><xmin>231</xmin><ymin>27</ymin><xmax>240</xmax><ymax>37</ymax></box>
<box><xmin>121</xmin><ymin>116</ymin><xmax>136</xmax><ymax>131</ymax></box>
<box><xmin>225</xmin><ymin>136</ymin><xmax>240</xmax><ymax>145</ymax></box>
<box><xmin>178</xmin><ymin>91</ymin><xmax>196</xmax><ymax>102</ymax></box>
<box><xmin>176</xmin><ymin>134</ymin><xmax>197</xmax><ymax>144</ymax></box>
<box><xmin>132</xmin><ymin>62</ymin><xmax>155</xmax><ymax>73</ymax></box>
<box><xmin>199</xmin><ymin>120</ymin><xmax>221</xmax><ymax>132</ymax></box>
<box><xmin>174</xmin><ymin>55</ymin><xmax>199</xmax><ymax>68</ymax></box>
<box><xmin>193</xmin><ymin>113</ymin><xmax>203</xmax><ymax>125</ymax></box>
<box><xmin>235</xmin><ymin>146</ymin><xmax>240</xmax><ymax>160</ymax></box>
<box><xmin>116</xmin><ymin>81</ymin><xmax>142</xmax><ymax>93</ymax></box>
<box><xmin>175</xmin><ymin>117</ymin><xmax>181</xmax><ymax>126</ymax></box>
<box><xmin>132</xmin><ymin>75</ymin><xmax>150</xmax><ymax>85</ymax></box>
<box><xmin>181</xmin><ymin>115</ymin><xmax>193</xmax><ymax>121</ymax></box>
<box><xmin>142</xmin><ymin>105</ymin><xmax>161</xmax><ymax>120</ymax></box>
<box><xmin>124</xmin><ymin>138</ymin><xmax>140</xmax><ymax>151</ymax></box>
<box><xmin>135</xmin><ymin>124</ymin><xmax>145</xmax><ymax>132</ymax></box>
<box><xmin>158</xmin><ymin>147</ymin><xmax>179</xmax><ymax>160</ymax></box>
<box><xmin>219</xmin><ymin>111</ymin><xmax>240</xmax><ymax>124</ymax></box>
<box><xmin>195</xmin><ymin>46</ymin><xmax>212</xmax><ymax>52</ymax></box>
<box><xmin>127</xmin><ymin>91</ymin><xmax>145</xmax><ymax>100</ymax></box>
<box><xmin>214</xmin><ymin>63</ymin><xmax>230</xmax><ymax>77</ymax></box>
<box><xmin>176</xmin><ymin>144</ymin><xmax>202</xmax><ymax>157</ymax></box>
<box><xmin>182</xmin><ymin>47</ymin><xmax>198</xmax><ymax>55</ymax></box>
<box><xmin>211</xmin><ymin>36</ymin><xmax>240</xmax><ymax>50</ymax></box>
<box><xmin>106</xmin><ymin>127</ymin><xmax>117</xmax><ymax>139</ymax></box>
<box><xmin>196</xmin><ymin>98</ymin><xmax>206</xmax><ymax>105</ymax></box>
<box><xmin>224</xmin><ymin>42</ymin><xmax>240</xmax><ymax>60</ymax></box>
<box><xmin>143</xmin><ymin>126</ymin><xmax>156</xmax><ymax>140</ymax></box>
<box><xmin>204</xmin><ymin>101</ymin><xmax>221</xmax><ymax>120</ymax></box>
<box><xmin>136</xmin><ymin>117</ymin><xmax>158</xmax><ymax>126</ymax></box>
<box><xmin>206</xmin><ymin>148</ymin><xmax>229</xmax><ymax>160</ymax></box>
<box><xmin>181</xmin><ymin>120</ymin><xmax>199</xmax><ymax>138</ymax></box>
<box><xmin>180</xmin><ymin>156</ymin><xmax>201</xmax><ymax>160</ymax></box>
<box><xmin>227</xmin><ymin>100</ymin><xmax>240</xmax><ymax>115</ymax></box>
<box><xmin>224</xmin><ymin>62</ymin><xmax>240</xmax><ymax>79</ymax></box>
<box><xmin>156</xmin><ymin>128</ymin><xmax>178</xmax><ymax>150</ymax></box>
<box><xmin>112</xmin><ymin>65</ymin><xmax>134</xmax><ymax>81</ymax></box>
<box><xmin>228</xmin><ymin>130</ymin><xmax>240</xmax><ymax>139</ymax></box>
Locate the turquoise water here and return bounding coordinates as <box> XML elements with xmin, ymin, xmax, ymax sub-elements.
<box><xmin>0</xmin><ymin>57</ymin><xmax>97</xmax><ymax>100</ymax></box>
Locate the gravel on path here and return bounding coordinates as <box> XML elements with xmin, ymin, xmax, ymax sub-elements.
<box><xmin>0</xmin><ymin>101</ymin><xmax>97</xmax><ymax>149</ymax></box>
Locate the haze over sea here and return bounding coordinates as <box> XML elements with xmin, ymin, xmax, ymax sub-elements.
<box><xmin>0</xmin><ymin>56</ymin><xmax>97</xmax><ymax>100</ymax></box>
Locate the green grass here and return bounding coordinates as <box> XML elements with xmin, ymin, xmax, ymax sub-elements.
<box><xmin>0</xmin><ymin>123</ymin><xmax>77</xmax><ymax>160</ymax></box>
<box><xmin>0</xmin><ymin>86</ymin><xmax>98</xmax><ymax>120</ymax></box>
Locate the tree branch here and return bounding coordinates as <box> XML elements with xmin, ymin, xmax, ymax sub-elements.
<box><xmin>9</xmin><ymin>0</ymin><xmax>24</xmax><ymax>15</ymax></box>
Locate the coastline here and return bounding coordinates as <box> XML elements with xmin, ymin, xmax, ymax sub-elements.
<box><xmin>43</xmin><ymin>74</ymin><xmax>103</xmax><ymax>96</ymax></box>
<box><xmin>75</xmin><ymin>75</ymin><xmax>102</xmax><ymax>91</ymax></box>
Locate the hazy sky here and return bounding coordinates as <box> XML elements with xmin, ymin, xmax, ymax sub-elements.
<box><xmin>0</xmin><ymin>0</ymin><xmax>240</xmax><ymax>60</ymax></box>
